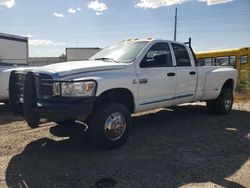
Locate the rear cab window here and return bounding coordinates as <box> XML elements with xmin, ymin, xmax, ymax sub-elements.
<box><xmin>171</xmin><ymin>43</ymin><xmax>191</xmax><ymax>67</ymax></box>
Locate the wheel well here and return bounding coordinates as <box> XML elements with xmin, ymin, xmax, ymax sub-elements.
<box><xmin>222</xmin><ymin>79</ymin><xmax>234</xmax><ymax>90</ymax></box>
<box><xmin>95</xmin><ymin>88</ymin><xmax>135</xmax><ymax>113</ymax></box>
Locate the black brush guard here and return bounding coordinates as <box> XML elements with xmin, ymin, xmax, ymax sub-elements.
<box><xmin>9</xmin><ymin>71</ymin><xmax>95</xmax><ymax>128</ymax></box>
<box><xmin>9</xmin><ymin>71</ymin><xmax>39</xmax><ymax>127</ymax></box>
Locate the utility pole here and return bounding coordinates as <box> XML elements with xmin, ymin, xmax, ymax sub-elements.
<box><xmin>174</xmin><ymin>7</ymin><xmax>177</xmax><ymax>41</ymax></box>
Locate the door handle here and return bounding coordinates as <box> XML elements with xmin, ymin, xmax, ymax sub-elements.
<box><xmin>167</xmin><ymin>72</ymin><xmax>176</xmax><ymax>77</ymax></box>
<box><xmin>139</xmin><ymin>78</ymin><xmax>148</xmax><ymax>84</ymax></box>
<box><xmin>189</xmin><ymin>71</ymin><xmax>196</xmax><ymax>75</ymax></box>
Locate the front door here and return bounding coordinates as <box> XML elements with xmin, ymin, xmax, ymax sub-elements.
<box><xmin>136</xmin><ymin>42</ymin><xmax>177</xmax><ymax>111</ymax></box>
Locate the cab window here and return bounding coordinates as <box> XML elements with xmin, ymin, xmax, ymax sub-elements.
<box><xmin>171</xmin><ymin>43</ymin><xmax>191</xmax><ymax>67</ymax></box>
<box><xmin>140</xmin><ymin>43</ymin><xmax>173</xmax><ymax>68</ymax></box>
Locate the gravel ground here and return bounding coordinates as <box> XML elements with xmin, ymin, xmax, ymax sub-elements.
<box><xmin>0</xmin><ymin>101</ymin><xmax>250</xmax><ymax>188</ymax></box>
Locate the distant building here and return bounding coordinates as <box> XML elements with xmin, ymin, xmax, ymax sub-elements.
<box><xmin>66</xmin><ymin>47</ymin><xmax>101</xmax><ymax>61</ymax></box>
<box><xmin>0</xmin><ymin>32</ymin><xmax>28</xmax><ymax>65</ymax></box>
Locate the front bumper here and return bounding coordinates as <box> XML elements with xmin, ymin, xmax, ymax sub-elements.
<box><xmin>35</xmin><ymin>97</ymin><xmax>94</xmax><ymax>121</ymax></box>
<box><xmin>9</xmin><ymin>71</ymin><xmax>94</xmax><ymax>124</ymax></box>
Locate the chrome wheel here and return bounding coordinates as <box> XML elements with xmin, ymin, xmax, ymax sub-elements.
<box><xmin>224</xmin><ymin>93</ymin><xmax>232</xmax><ymax>111</ymax></box>
<box><xmin>104</xmin><ymin>112</ymin><xmax>127</xmax><ymax>141</ymax></box>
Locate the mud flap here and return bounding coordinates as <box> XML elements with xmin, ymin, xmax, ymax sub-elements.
<box><xmin>23</xmin><ymin>72</ymin><xmax>39</xmax><ymax>128</ymax></box>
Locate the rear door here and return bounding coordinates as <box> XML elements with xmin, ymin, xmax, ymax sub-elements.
<box><xmin>171</xmin><ymin>43</ymin><xmax>197</xmax><ymax>104</ymax></box>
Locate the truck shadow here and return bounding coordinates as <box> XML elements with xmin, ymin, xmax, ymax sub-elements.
<box><xmin>5</xmin><ymin>105</ymin><xmax>250</xmax><ymax>187</ymax></box>
<box><xmin>0</xmin><ymin>104</ymin><xmax>23</xmax><ymax>125</ymax></box>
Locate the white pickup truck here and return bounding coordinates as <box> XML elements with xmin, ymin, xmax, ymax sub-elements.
<box><xmin>9</xmin><ymin>38</ymin><xmax>237</xmax><ymax>149</ymax></box>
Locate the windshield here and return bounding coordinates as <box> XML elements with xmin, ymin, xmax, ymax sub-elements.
<box><xmin>90</xmin><ymin>41</ymin><xmax>149</xmax><ymax>63</ymax></box>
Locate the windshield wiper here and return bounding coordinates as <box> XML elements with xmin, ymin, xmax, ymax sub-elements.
<box><xmin>94</xmin><ymin>57</ymin><xmax>118</xmax><ymax>63</ymax></box>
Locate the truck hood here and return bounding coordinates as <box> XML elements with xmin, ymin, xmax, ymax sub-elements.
<box><xmin>35</xmin><ymin>60</ymin><xmax>127</xmax><ymax>77</ymax></box>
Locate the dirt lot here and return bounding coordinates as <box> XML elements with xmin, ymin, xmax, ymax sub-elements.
<box><xmin>0</xmin><ymin>101</ymin><xmax>250</xmax><ymax>188</ymax></box>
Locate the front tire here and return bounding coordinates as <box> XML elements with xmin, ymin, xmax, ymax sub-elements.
<box><xmin>88</xmin><ymin>102</ymin><xmax>131</xmax><ymax>149</ymax></box>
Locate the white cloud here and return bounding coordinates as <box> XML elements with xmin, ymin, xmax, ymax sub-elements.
<box><xmin>68</xmin><ymin>8</ymin><xmax>77</xmax><ymax>14</ymax></box>
<box><xmin>135</xmin><ymin>0</ymin><xmax>189</xmax><ymax>9</ymax></box>
<box><xmin>135</xmin><ymin>0</ymin><xmax>234</xmax><ymax>8</ymax></box>
<box><xmin>0</xmin><ymin>0</ymin><xmax>15</xmax><ymax>8</ymax></box>
<box><xmin>25</xmin><ymin>34</ymin><xmax>33</xmax><ymax>38</ymax></box>
<box><xmin>96</xmin><ymin>11</ymin><xmax>103</xmax><ymax>15</ymax></box>
<box><xmin>68</xmin><ymin>7</ymin><xmax>81</xmax><ymax>14</ymax></box>
<box><xmin>53</xmin><ymin>12</ymin><xmax>65</xmax><ymax>18</ymax></box>
<box><xmin>88</xmin><ymin>0</ymin><xmax>108</xmax><ymax>15</ymax></box>
<box><xmin>198</xmin><ymin>0</ymin><xmax>233</xmax><ymax>5</ymax></box>
<box><xmin>29</xmin><ymin>39</ymin><xmax>66</xmax><ymax>46</ymax></box>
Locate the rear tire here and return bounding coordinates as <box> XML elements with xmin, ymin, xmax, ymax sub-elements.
<box><xmin>88</xmin><ymin>102</ymin><xmax>131</xmax><ymax>149</ymax></box>
<box><xmin>206</xmin><ymin>88</ymin><xmax>233</xmax><ymax>115</ymax></box>
<box><xmin>215</xmin><ymin>88</ymin><xmax>233</xmax><ymax>114</ymax></box>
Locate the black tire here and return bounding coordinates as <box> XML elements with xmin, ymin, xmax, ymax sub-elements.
<box><xmin>26</xmin><ymin>112</ymin><xmax>39</xmax><ymax>128</ymax></box>
<box><xmin>23</xmin><ymin>72</ymin><xmax>39</xmax><ymax>128</ymax></box>
<box><xmin>206</xmin><ymin>88</ymin><xmax>233</xmax><ymax>115</ymax></box>
<box><xmin>3</xmin><ymin>100</ymin><xmax>9</xmax><ymax>106</ymax></box>
<box><xmin>88</xmin><ymin>102</ymin><xmax>131</xmax><ymax>149</ymax></box>
<box><xmin>215</xmin><ymin>88</ymin><xmax>233</xmax><ymax>114</ymax></box>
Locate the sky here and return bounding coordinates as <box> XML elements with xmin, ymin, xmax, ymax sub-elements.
<box><xmin>0</xmin><ymin>0</ymin><xmax>250</xmax><ymax>57</ymax></box>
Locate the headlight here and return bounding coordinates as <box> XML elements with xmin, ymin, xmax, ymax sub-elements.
<box><xmin>53</xmin><ymin>81</ymin><xmax>96</xmax><ymax>97</ymax></box>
